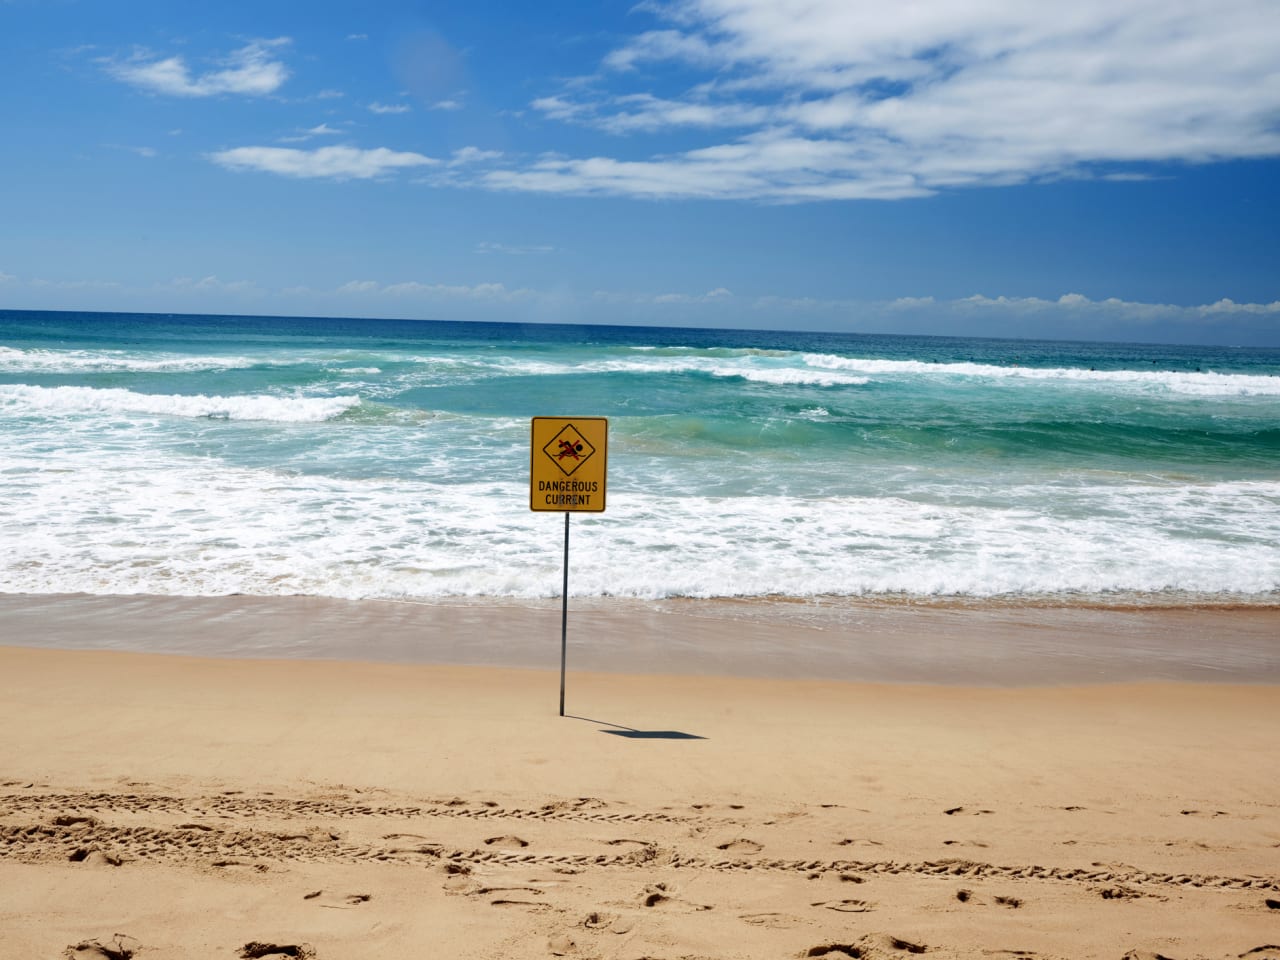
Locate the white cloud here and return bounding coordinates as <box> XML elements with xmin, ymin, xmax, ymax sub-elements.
<box><xmin>210</xmin><ymin>145</ymin><xmax>437</xmax><ymax>180</ymax></box>
<box><xmin>484</xmin><ymin>130</ymin><xmax>930</xmax><ymax>200</ymax></box>
<box><xmin>165</xmin><ymin>275</ymin><xmax>258</xmax><ymax>293</ymax></box>
<box><xmin>603</xmin><ymin>28</ymin><xmax>719</xmax><ymax>72</ymax></box>
<box><xmin>107</xmin><ymin>38</ymin><xmax>291</xmax><ymax>98</ymax></box>
<box><xmin>104</xmin><ymin>144</ymin><xmax>157</xmax><ymax>158</ymax></box>
<box><xmin>368</xmin><ymin>102</ymin><xmax>412</xmax><ymax>114</ymax></box>
<box><xmin>0</xmin><ymin>272</ymin><xmax>16</xmax><ymax>284</ymax></box>
<box><xmin>1199</xmin><ymin>298</ymin><xmax>1280</xmax><ymax>315</ymax></box>
<box><xmin>279</xmin><ymin>123</ymin><xmax>345</xmax><ymax>143</ymax></box>
<box><xmin>476</xmin><ymin>241</ymin><xmax>555</xmax><ymax>255</ymax></box>
<box><xmin>28</xmin><ymin>277</ymin><xmax>122</xmax><ymax>290</ymax></box>
<box><xmin>503</xmin><ymin>0</ymin><xmax>1280</xmax><ymax>201</ymax></box>
<box><xmin>337</xmin><ymin>279</ymin><xmax>532</xmax><ymax>300</ymax></box>
<box><xmin>450</xmin><ymin>146</ymin><xmax>504</xmax><ymax>167</ymax></box>
<box><xmin>347</xmin><ymin>33</ymin><xmax>369</xmax><ymax>41</ymax></box>
<box><xmin>337</xmin><ymin>280</ymin><xmax>380</xmax><ymax>293</ymax></box>
<box><xmin>651</xmin><ymin>287</ymin><xmax>735</xmax><ymax>304</ymax></box>
<box><xmin>923</xmin><ymin>292</ymin><xmax>1280</xmax><ymax>327</ymax></box>
<box><xmin>533</xmin><ymin>92</ymin><xmax>769</xmax><ymax>133</ymax></box>
<box><xmin>431</xmin><ymin>99</ymin><xmax>464</xmax><ymax>111</ymax></box>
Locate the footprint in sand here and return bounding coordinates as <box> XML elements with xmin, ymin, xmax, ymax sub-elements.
<box><xmin>582</xmin><ymin>911</ymin><xmax>633</xmax><ymax>934</ymax></box>
<box><xmin>484</xmin><ymin>834</ymin><xmax>529</xmax><ymax>848</ymax></box>
<box><xmin>739</xmin><ymin>912</ymin><xmax>802</xmax><ymax>929</ymax></box>
<box><xmin>64</xmin><ymin>935</ymin><xmax>141</xmax><ymax>960</ymax></box>
<box><xmin>640</xmin><ymin>881</ymin><xmax>712</xmax><ymax>911</ymax></box>
<box><xmin>1099</xmin><ymin>885</ymin><xmax>1151</xmax><ymax>901</ymax></box>
<box><xmin>68</xmin><ymin>848</ymin><xmax>123</xmax><ymax>867</ymax></box>
<box><xmin>548</xmin><ymin>934</ymin><xmax>578</xmax><ymax>956</ymax></box>
<box><xmin>812</xmin><ymin>899</ymin><xmax>875</xmax><ymax>913</ymax></box>
<box><xmin>477</xmin><ymin>885</ymin><xmax>549</xmax><ymax>908</ymax></box>
<box><xmin>642</xmin><ymin>882</ymin><xmax>674</xmax><ymax>907</ymax></box>
<box><xmin>838</xmin><ymin>838</ymin><xmax>883</xmax><ymax>847</ymax></box>
<box><xmin>717</xmin><ymin>838</ymin><xmax>763</xmax><ymax>853</ymax></box>
<box><xmin>1238</xmin><ymin>949</ymin><xmax>1280</xmax><ymax>960</ymax></box>
<box><xmin>239</xmin><ymin>944</ymin><xmax>315</xmax><ymax>960</ymax></box>
<box><xmin>944</xmin><ymin>806</ymin><xmax>994</xmax><ymax>816</ymax></box>
<box><xmin>303</xmin><ymin>890</ymin><xmax>372</xmax><ymax>908</ymax></box>
<box><xmin>806</xmin><ymin>934</ymin><xmax>927</xmax><ymax>957</ymax></box>
<box><xmin>53</xmin><ymin>815</ymin><xmax>100</xmax><ymax>828</ymax></box>
<box><xmin>542</xmin><ymin>797</ymin><xmax>608</xmax><ymax>813</ymax></box>
<box><xmin>211</xmin><ymin>860</ymin><xmax>269</xmax><ymax>873</ymax></box>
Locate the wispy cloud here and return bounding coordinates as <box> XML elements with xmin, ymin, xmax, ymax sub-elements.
<box><xmin>164</xmin><ymin>275</ymin><xmax>258</xmax><ymax>293</ymax></box>
<box><xmin>476</xmin><ymin>241</ymin><xmax>556</xmax><ymax>255</ymax></box>
<box><xmin>106</xmin><ymin>38</ymin><xmax>291</xmax><ymax>98</ymax></box>
<box><xmin>210</xmin><ymin>145</ymin><xmax>438</xmax><ymax>180</ymax></box>
<box><xmin>450</xmin><ymin>146</ymin><xmax>503</xmax><ymax>167</ymax></box>
<box><xmin>104</xmin><ymin>144</ymin><xmax>158</xmax><ymax>158</ymax></box>
<box><xmin>278</xmin><ymin>123</ymin><xmax>347</xmax><ymax>144</ymax></box>
<box><xmin>368</xmin><ymin>102</ymin><xmax>412</xmax><ymax>114</ymax></box>
<box><xmin>500</xmin><ymin>0</ymin><xmax>1280</xmax><ymax>202</ymax></box>
<box><xmin>336</xmin><ymin>279</ymin><xmax>533</xmax><ymax>300</ymax></box>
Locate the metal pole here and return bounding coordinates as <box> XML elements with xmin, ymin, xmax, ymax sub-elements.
<box><xmin>560</xmin><ymin>511</ymin><xmax>570</xmax><ymax>717</ymax></box>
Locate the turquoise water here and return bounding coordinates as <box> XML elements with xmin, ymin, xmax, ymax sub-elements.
<box><xmin>2</xmin><ymin>309</ymin><xmax>1278</xmax><ymax>603</ymax></box>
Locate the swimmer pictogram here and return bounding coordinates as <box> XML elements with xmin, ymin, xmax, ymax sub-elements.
<box><xmin>541</xmin><ymin>424</ymin><xmax>595</xmax><ymax>477</ymax></box>
<box><xmin>556</xmin><ymin>439</ymin><xmax>584</xmax><ymax>461</ymax></box>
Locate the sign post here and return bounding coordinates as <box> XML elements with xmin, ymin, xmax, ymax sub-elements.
<box><xmin>531</xmin><ymin>417</ymin><xmax>607</xmax><ymax>717</ymax></box>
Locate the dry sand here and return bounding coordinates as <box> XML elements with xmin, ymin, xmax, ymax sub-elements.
<box><xmin>0</xmin><ymin>596</ymin><xmax>1278</xmax><ymax>959</ymax></box>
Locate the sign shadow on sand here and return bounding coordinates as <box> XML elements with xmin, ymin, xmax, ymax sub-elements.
<box><xmin>566</xmin><ymin>715</ymin><xmax>707</xmax><ymax>740</ymax></box>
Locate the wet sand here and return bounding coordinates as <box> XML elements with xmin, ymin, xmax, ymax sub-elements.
<box><xmin>0</xmin><ymin>591</ymin><xmax>1277</xmax><ymax>684</ymax></box>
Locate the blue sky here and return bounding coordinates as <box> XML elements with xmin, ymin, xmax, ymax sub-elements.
<box><xmin>2</xmin><ymin>0</ymin><xmax>1279</xmax><ymax>345</ymax></box>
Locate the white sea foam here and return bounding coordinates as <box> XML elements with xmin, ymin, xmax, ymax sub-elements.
<box><xmin>0</xmin><ymin>346</ymin><xmax>261</xmax><ymax>373</ymax></box>
<box><xmin>2</xmin><ymin>436</ymin><xmax>1276</xmax><ymax>601</ymax></box>
<box><xmin>709</xmin><ymin>366</ymin><xmax>869</xmax><ymax>387</ymax></box>
<box><xmin>407</xmin><ymin>349</ymin><xmax>1279</xmax><ymax>396</ymax></box>
<box><xmin>801</xmin><ymin>353</ymin><xmax>1280</xmax><ymax>396</ymax></box>
<box><xmin>0</xmin><ymin>384</ymin><xmax>360</xmax><ymax>422</ymax></box>
<box><xmin>466</xmin><ymin>354</ymin><xmax>870</xmax><ymax>387</ymax></box>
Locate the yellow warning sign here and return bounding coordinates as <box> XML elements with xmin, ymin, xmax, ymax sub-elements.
<box><xmin>531</xmin><ymin>417</ymin><xmax>607</xmax><ymax>512</ymax></box>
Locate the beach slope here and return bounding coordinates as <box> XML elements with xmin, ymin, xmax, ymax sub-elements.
<box><xmin>2</xmin><ymin>640</ymin><xmax>1278</xmax><ymax>959</ymax></box>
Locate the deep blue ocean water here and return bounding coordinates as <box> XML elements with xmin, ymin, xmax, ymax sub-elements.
<box><xmin>2</xmin><ymin>309</ymin><xmax>1278</xmax><ymax>603</ymax></box>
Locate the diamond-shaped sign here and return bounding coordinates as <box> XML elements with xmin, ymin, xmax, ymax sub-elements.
<box><xmin>542</xmin><ymin>423</ymin><xmax>596</xmax><ymax>477</ymax></box>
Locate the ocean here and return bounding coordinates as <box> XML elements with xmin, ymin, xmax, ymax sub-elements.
<box><xmin>2</xmin><ymin>309</ymin><xmax>1278</xmax><ymax>606</ymax></box>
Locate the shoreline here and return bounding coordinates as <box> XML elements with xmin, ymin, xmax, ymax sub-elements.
<box><xmin>0</xmin><ymin>590</ymin><xmax>1277</xmax><ymax>685</ymax></box>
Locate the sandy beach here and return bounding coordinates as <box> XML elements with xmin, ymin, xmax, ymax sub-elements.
<box><xmin>1</xmin><ymin>596</ymin><xmax>1278</xmax><ymax>959</ymax></box>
